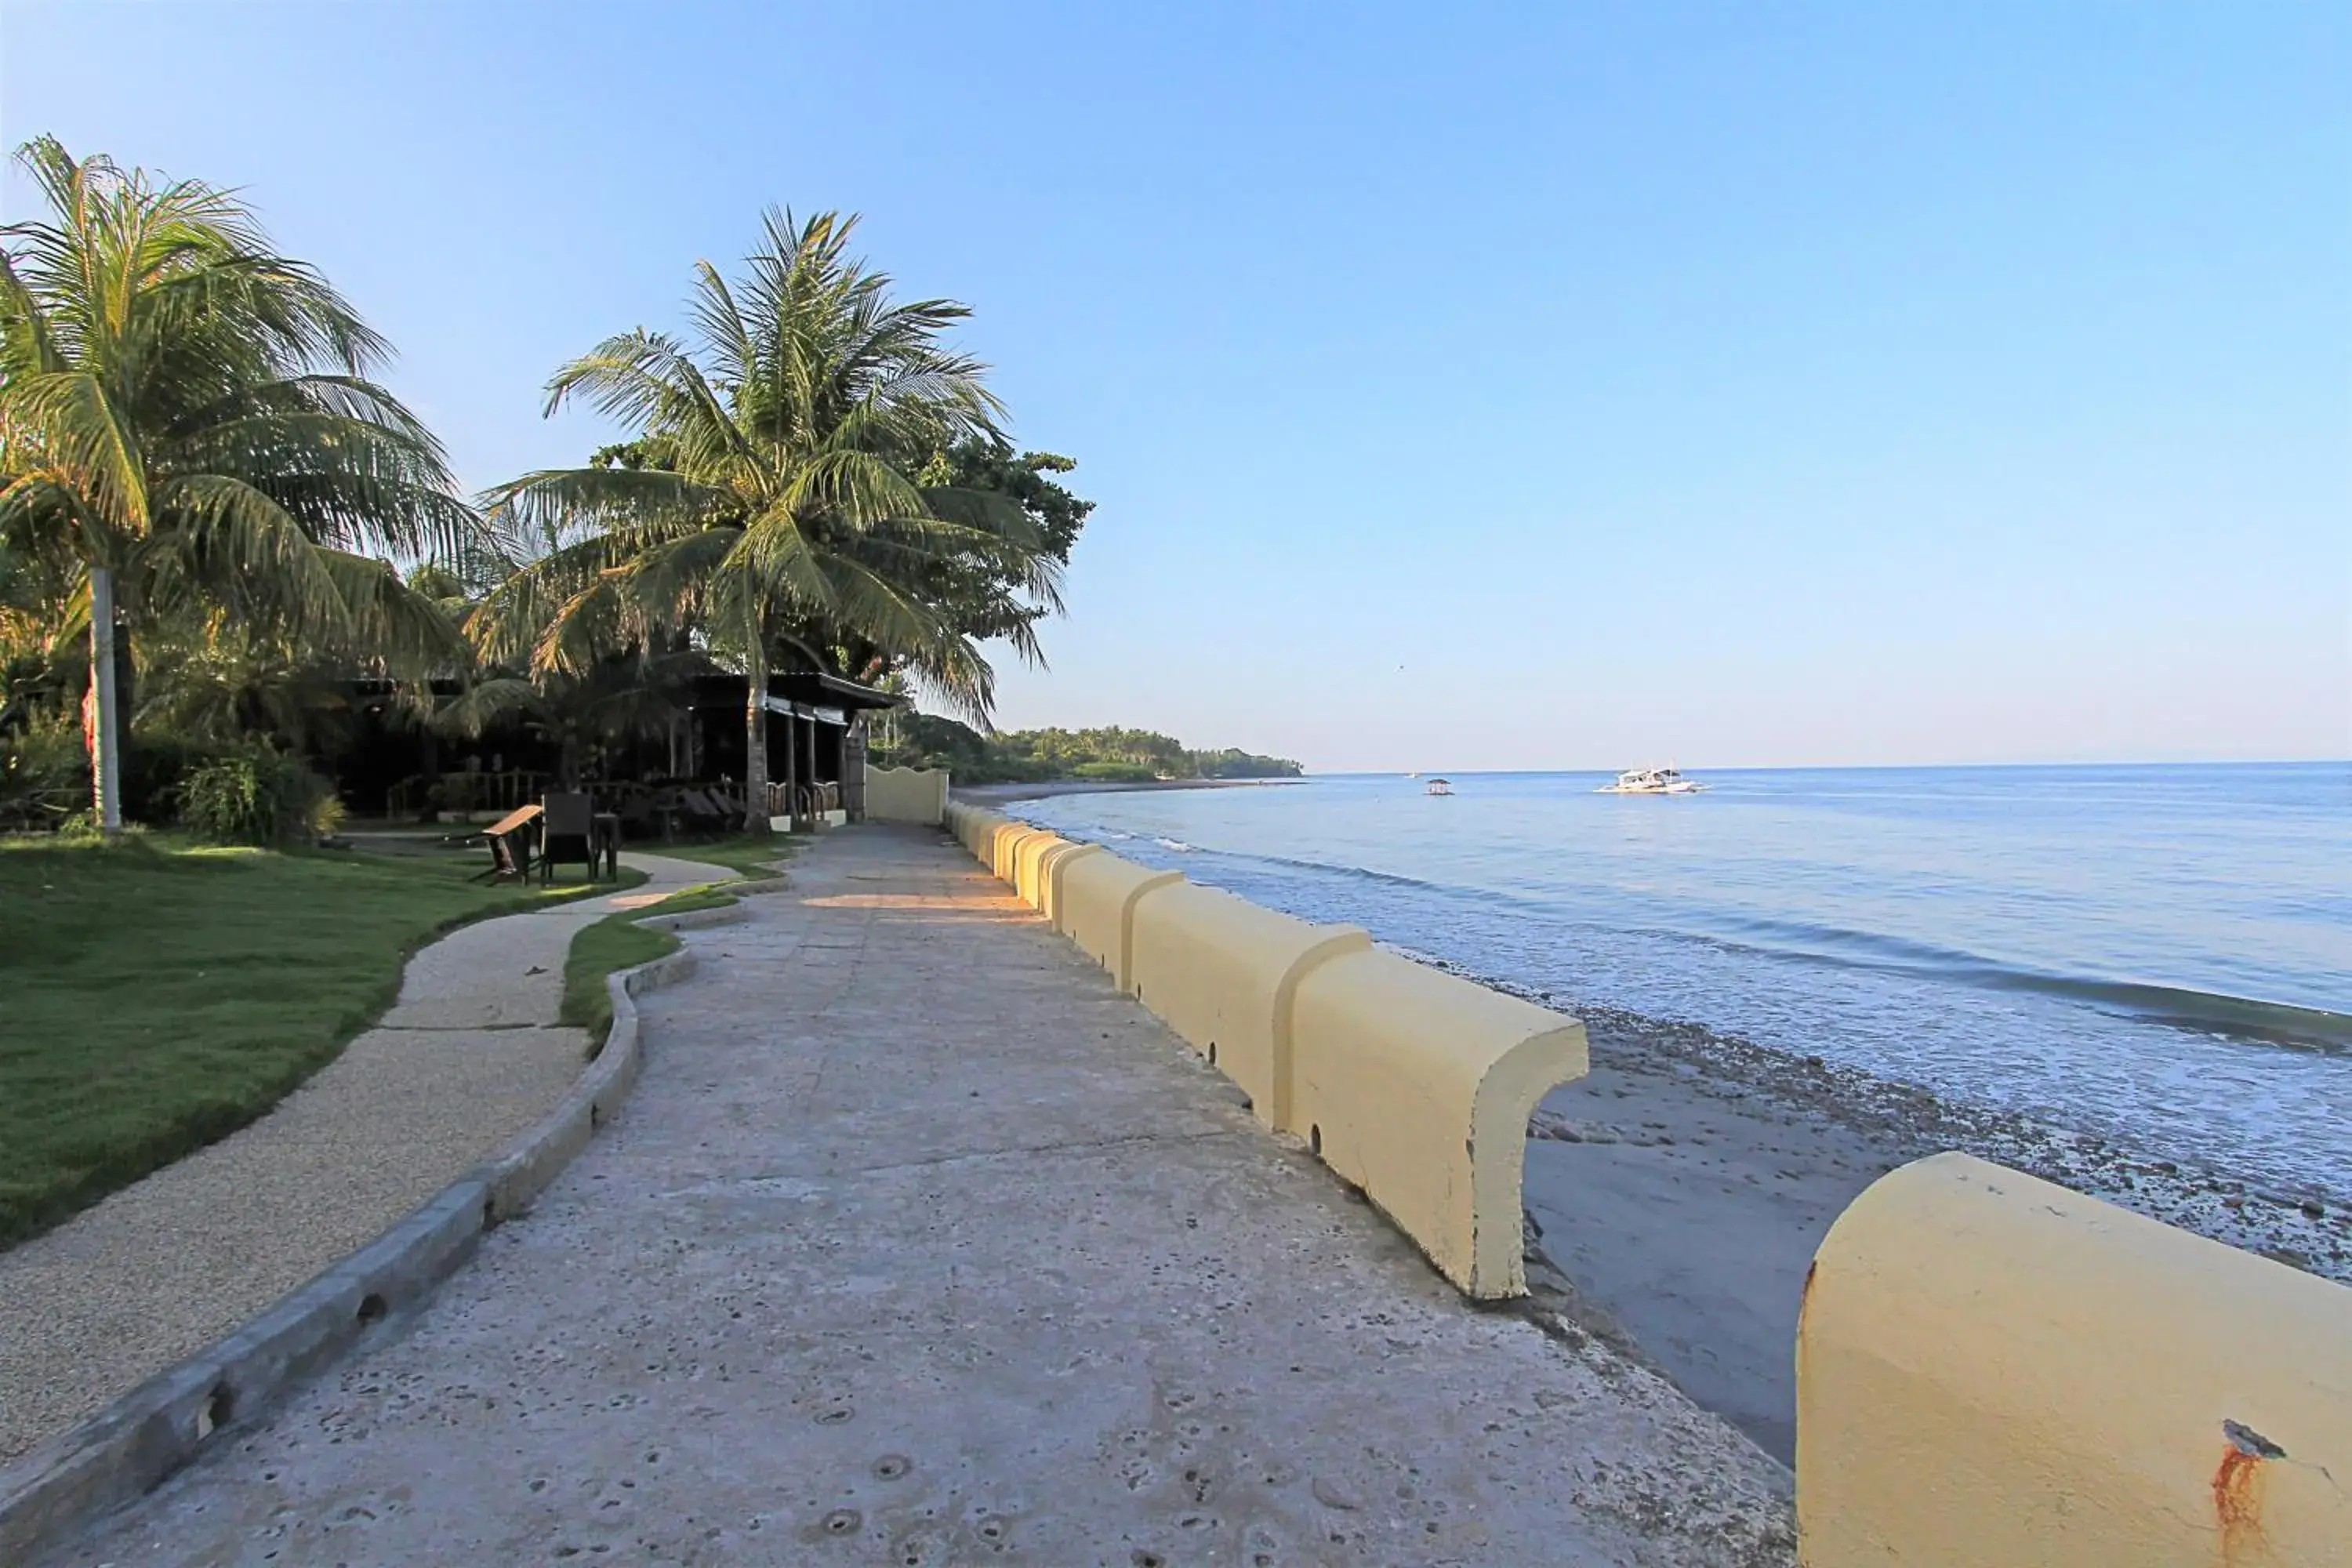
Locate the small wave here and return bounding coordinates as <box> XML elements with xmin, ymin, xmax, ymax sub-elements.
<box><xmin>1194</xmin><ymin>845</ymin><xmax>1490</xmax><ymax>902</ymax></box>
<box><xmin>1658</xmin><ymin>916</ymin><xmax>2352</xmax><ymax>1053</ymax></box>
<box><xmin>1156</xmin><ymin>837</ymin><xmax>1194</xmax><ymax>852</ymax></box>
<box><xmin>1145</xmin><ymin>843</ymin><xmax>2352</xmax><ymax>1055</ymax></box>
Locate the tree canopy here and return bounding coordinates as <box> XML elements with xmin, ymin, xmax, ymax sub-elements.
<box><xmin>0</xmin><ymin>146</ymin><xmax>1123</xmax><ymax>837</ymax></box>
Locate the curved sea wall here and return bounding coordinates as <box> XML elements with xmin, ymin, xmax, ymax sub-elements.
<box><xmin>944</xmin><ymin>801</ymin><xmax>2352</xmax><ymax>1562</ymax></box>
<box><xmin>944</xmin><ymin>801</ymin><xmax>1586</xmax><ymax>1300</ymax></box>
<box><xmin>1800</xmin><ymin>1152</ymin><xmax>2351</xmax><ymax>1566</ymax></box>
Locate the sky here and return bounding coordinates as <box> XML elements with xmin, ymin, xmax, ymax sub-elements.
<box><xmin>4</xmin><ymin>2</ymin><xmax>2345</xmax><ymax>771</ymax></box>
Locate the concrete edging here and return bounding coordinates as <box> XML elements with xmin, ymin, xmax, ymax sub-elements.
<box><xmin>636</xmin><ymin>905</ymin><xmax>749</xmax><ymax>935</ymax></box>
<box><xmin>0</xmin><ymin>949</ymin><xmax>703</xmax><ymax>1565</ymax></box>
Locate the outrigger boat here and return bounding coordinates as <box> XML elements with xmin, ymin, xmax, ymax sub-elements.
<box><xmin>1597</xmin><ymin>766</ymin><xmax>1704</xmax><ymax>795</ymax></box>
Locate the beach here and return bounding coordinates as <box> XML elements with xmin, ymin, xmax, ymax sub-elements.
<box><xmin>997</xmin><ymin>766</ymin><xmax>2352</xmax><ymax>1469</ymax></box>
<box><xmin>1508</xmin><ymin>996</ymin><xmax>2350</xmax><ymax>1468</ymax></box>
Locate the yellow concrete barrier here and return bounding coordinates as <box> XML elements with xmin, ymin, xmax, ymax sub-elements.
<box><xmin>1034</xmin><ymin>842</ymin><xmax>1102</xmax><ymax>927</ymax></box>
<box><xmin>990</xmin><ymin>823</ymin><xmax>1049</xmax><ymax>884</ymax></box>
<box><xmin>960</xmin><ymin>808</ymin><xmax>1011</xmax><ymax>863</ymax></box>
<box><xmin>1126</xmin><ymin>881</ymin><xmax>1369</xmax><ymax>1127</ymax></box>
<box><xmin>1058</xmin><ymin>851</ymin><xmax>1184</xmax><ymax>990</ymax></box>
<box><xmin>1287</xmin><ymin>949</ymin><xmax>1587</xmax><ymax>1299</ymax></box>
<box><xmin>1797</xmin><ymin>1152</ymin><xmax>2352</xmax><ymax>1567</ymax></box>
<box><xmin>1007</xmin><ymin>828</ymin><xmax>1066</xmax><ymax>907</ymax></box>
<box><xmin>1009</xmin><ymin>830</ymin><xmax>1102</xmax><ymax>919</ymax></box>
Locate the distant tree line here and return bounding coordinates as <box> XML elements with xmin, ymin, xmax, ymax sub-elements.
<box><xmin>872</xmin><ymin>713</ymin><xmax>1301</xmax><ymax>784</ymax></box>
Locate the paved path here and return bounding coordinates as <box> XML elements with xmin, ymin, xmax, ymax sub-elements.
<box><xmin>0</xmin><ymin>851</ymin><xmax>735</xmax><ymax>1470</ymax></box>
<box><xmin>60</xmin><ymin>829</ymin><xmax>1791</xmax><ymax>1566</ymax></box>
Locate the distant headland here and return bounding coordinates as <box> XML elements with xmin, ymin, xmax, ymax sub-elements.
<box><xmin>872</xmin><ymin>713</ymin><xmax>1302</xmax><ymax>786</ymax></box>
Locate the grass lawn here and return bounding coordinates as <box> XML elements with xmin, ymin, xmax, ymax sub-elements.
<box><xmin>0</xmin><ymin>834</ymin><xmax>636</xmax><ymax>1250</ymax></box>
<box><xmin>656</xmin><ymin>830</ymin><xmax>807</xmax><ymax>880</ymax></box>
<box><xmin>557</xmin><ymin>882</ymin><xmax>746</xmax><ymax>1047</ymax></box>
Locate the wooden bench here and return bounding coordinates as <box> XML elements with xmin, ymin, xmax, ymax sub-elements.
<box><xmin>475</xmin><ymin>804</ymin><xmax>543</xmax><ymax>883</ymax></box>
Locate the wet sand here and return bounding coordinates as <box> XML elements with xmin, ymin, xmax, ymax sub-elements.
<box><xmin>1522</xmin><ymin>1035</ymin><xmax>1907</xmax><ymax>1466</ymax></box>
<box><xmin>1512</xmin><ymin>1000</ymin><xmax>2352</xmax><ymax>1470</ymax></box>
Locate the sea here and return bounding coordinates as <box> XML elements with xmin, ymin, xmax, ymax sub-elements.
<box><xmin>1007</xmin><ymin>763</ymin><xmax>2351</xmax><ymax>1201</ymax></box>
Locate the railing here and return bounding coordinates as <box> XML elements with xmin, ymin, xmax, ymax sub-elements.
<box><xmin>761</xmin><ymin>780</ymin><xmax>844</xmax><ymax>822</ymax></box>
<box><xmin>386</xmin><ymin>770</ymin><xmax>549</xmax><ymax>820</ymax></box>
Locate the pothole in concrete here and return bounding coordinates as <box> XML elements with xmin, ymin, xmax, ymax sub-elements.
<box><xmin>822</xmin><ymin>1508</ymin><xmax>862</xmax><ymax>1535</ymax></box>
<box><xmin>195</xmin><ymin>1381</ymin><xmax>234</xmax><ymax>1439</ymax></box>
<box><xmin>815</xmin><ymin>1405</ymin><xmax>855</xmax><ymax>1426</ymax></box>
<box><xmin>873</xmin><ymin>1454</ymin><xmax>912</xmax><ymax>1480</ymax></box>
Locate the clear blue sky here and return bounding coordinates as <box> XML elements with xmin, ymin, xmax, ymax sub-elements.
<box><xmin>5</xmin><ymin>2</ymin><xmax>2345</xmax><ymax>771</ymax></box>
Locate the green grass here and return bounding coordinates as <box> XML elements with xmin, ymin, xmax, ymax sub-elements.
<box><xmin>0</xmin><ymin>834</ymin><xmax>637</xmax><ymax>1250</ymax></box>
<box><xmin>656</xmin><ymin>830</ymin><xmax>808</xmax><ymax>880</ymax></box>
<box><xmin>558</xmin><ymin>881</ymin><xmax>750</xmax><ymax>1047</ymax></box>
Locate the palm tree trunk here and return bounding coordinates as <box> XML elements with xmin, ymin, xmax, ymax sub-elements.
<box><xmin>742</xmin><ymin>610</ymin><xmax>771</xmax><ymax>836</ymax></box>
<box><xmin>87</xmin><ymin>564</ymin><xmax>124</xmax><ymax>834</ymax></box>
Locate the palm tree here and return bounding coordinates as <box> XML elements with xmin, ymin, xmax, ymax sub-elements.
<box><xmin>0</xmin><ymin>136</ymin><xmax>474</xmax><ymax>831</ymax></box>
<box><xmin>473</xmin><ymin>209</ymin><xmax>1060</xmax><ymax>829</ymax></box>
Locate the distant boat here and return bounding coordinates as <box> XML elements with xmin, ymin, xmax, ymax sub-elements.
<box><xmin>1425</xmin><ymin>778</ymin><xmax>1454</xmax><ymax>796</ymax></box>
<box><xmin>1406</xmin><ymin>771</ymin><xmax>1420</xmax><ymax>779</ymax></box>
<box><xmin>1597</xmin><ymin>766</ymin><xmax>1704</xmax><ymax>795</ymax></box>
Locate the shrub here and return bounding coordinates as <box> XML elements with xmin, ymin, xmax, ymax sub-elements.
<box><xmin>122</xmin><ymin>729</ymin><xmax>209</xmax><ymax>826</ymax></box>
<box><xmin>0</xmin><ymin>713</ymin><xmax>90</xmax><ymax>833</ymax></box>
<box><xmin>177</xmin><ymin>743</ymin><xmax>340</xmax><ymax>846</ymax></box>
<box><xmin>1071</xmin><ymin>760</ymin><xmax>1159</xmax><ymax>782</ymax></box>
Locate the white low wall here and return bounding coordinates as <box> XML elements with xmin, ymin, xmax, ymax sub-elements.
<box><xmin>864</xmin><ymin>764</ymin><xmax>948</xmax><ymax>826</ymax></box>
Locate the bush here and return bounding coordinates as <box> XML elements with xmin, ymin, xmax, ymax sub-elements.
<box><xmin>122</xmin><ymin>728</ymin><xmax>211</xmax><ymax>826</ymax></box>
<box><xmin>1071</xmin><ymin>760</ymin><xmax>1160</xmax><ymax>782</ymax></box>
<box><xmin>0</xmin><ymin>713</ymin><xmax>90</xmax><ymax>833</ymax></box>
<box><xmin>177</xmin><ymin>743</ymin><xmax>340</xmax><ymax>846</ymax></box>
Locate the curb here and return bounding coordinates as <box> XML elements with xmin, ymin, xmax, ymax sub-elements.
<box><xmin>0</xmin><ymin>949</ymin><xmax>703</xmax><ymax>1566</ymax></box>
<box><xmin>636</xmin><ymin>905</ymin><xmax>749</xmax><ymax>935</ymax></box>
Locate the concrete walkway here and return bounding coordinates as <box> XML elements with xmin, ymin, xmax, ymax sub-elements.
<box><xmin>59</xmin><ymin>829</ymin><xmax>1791</xmax><ymax>1566</ymax></box>
<box><xmin>0</xmin><ymin>851</ymin><xmax>735</xmax><ymax>1471</ymax></box>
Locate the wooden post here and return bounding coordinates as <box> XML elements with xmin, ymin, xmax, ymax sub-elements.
<box><xmin>781</xmin><ymin>699</ymin><xmax>797</xmax><ymax>830</ymax></box>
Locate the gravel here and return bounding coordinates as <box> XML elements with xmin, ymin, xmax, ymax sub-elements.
<box><xmin>0</xmin><ymin>851</ymin><xmax>735</xmax><ymax>1468</ymax></box>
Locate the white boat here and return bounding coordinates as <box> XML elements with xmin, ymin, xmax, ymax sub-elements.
<box><xmin>1425</xmin><ymin>778</ymin><xmax>1454</xmax><ymax>796</ymax></box>
<box><xmin>1597</xmin><ymin>765</ymin><xmax>1704</xmax><ymax>795</ymax></box>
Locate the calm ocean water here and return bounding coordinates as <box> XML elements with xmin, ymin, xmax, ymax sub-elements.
<box><xmin>1010</xmin><ymin>763</ymin><xmax>2352</xmax><ymax>1199</ymax></box>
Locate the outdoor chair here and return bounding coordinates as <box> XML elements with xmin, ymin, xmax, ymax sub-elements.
<box><xmin>675</xmin><ymin>788</ymin><xmax>725</xmax><ymax>831</ymax></box>
<box><xmin>539</xmin><ymin>791</ymin><xmax>601</xmax><ymax>884</ymax></box>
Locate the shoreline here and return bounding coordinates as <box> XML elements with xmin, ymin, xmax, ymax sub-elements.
<box><xmin>953</xmin><ymin>776</ymin><xmax>1303</xmax><ymax>804</ymax></box>
<box><xmin>978</xmin><ymin>782</ymin><xmax>2346</xmax><ymax>1469</ymax></box>
<box><xmin>1421</xmin><ymin>950</ymin><xmax>2349</xmax><ymax>1468</ymax></box>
